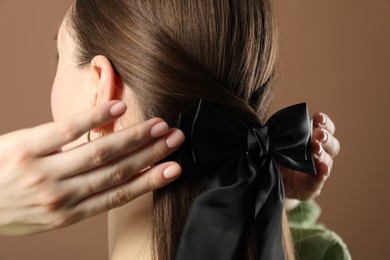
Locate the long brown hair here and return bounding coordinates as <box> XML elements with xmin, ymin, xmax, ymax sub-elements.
<box><xmin>68</xmin><ymin>0</ymin><xmax>294</xmax><ymax>259</ymax></box>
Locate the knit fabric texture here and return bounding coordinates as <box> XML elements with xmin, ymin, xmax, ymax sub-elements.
<box><xmin>288</xmin><ymin>201</ymin><xmax>352</xmax><ymax>260</ymax></box>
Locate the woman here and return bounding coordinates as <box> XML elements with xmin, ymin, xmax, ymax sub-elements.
<box><xmin>53</xmin><ymin>0</ymin><xmax>340</xmax><ymax>259</ymax></box>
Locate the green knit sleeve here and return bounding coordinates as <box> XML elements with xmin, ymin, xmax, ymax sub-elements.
<box><xmin>287</xmin><ymin>201</ymin><xmax>352</xmax><ymax>260</ymax></box>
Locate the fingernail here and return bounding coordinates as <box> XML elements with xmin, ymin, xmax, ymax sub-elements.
<box><xmin>163</xmin><ymin>164</ymin><xmax>182</xmax><ymax>179</ymax></box>
<box><xmin>319</xmin><ymin>113</ymin><xmax>327</xmax><ymax>126</ymax></box>
<box><xmin>315</xmin><ymin>143</ymin><xmax>323</xmax><ymax>158</ymax></box>
<box><xmin>150</xmin><ymin>121</ymin><xmax>169</xmax><ymax>138</ymax></box>
<box><xmin>166</xmin><ymin>130</ymin><xmax>185</xmax><ymax>149</ymax></box>
<box><xmin>109</xmin><ymin>102</ymin><xmax>127</xmax><ymax>117</ymax></box>
<box><xmin>320</xmin><ymin>130</ymin><xmax>328</xmax><ymax>144</ymax></box>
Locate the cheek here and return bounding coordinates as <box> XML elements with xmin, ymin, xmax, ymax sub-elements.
<box><xmin>50</xmin><ymin>69</ymin><xmax>92</xmax><ymax>150</ymax></box>
<box><xmin>51</xmin><ymin>73</ymin><xmax>66</xmax><ymax>121</ymax></box>
<box><xmin>51</xmin><ymin>68</ymin><xmax>92</xmax><ymax>122</ymax></box>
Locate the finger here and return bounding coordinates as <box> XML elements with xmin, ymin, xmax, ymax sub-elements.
<box><xmin>282</xmin><ymin>164</ymin><xmax>326</xmax><ymax>200</ymax></box>
<box><xmin>72</xmin><ymin>162</ymin><xmax>181</xmax><ymax>219</ymax></box>
<box><xmin>300</xmin><ymin>159</ymin><xmax>330</xmax><ymax>199</ymax></box>
<box><xmin>41</xmin><ymin>117</ymin><xmax>171</xmax><ymax>178</ymax></box>
<box><xmin>68</xmin><ymin>129</ymin><xmax>184</xmax><ymax>199</ymax></box>
<box><xmin>312</xmin><ymin>112</ymin><xmax>336</xmax><ymax>134</ymax></box>
<box><xmin>322</xmin><ymin>132</ymin><xmax>340</xmax><ymax>158</ymax></box>
<box><xmin>312</xmin><ymin>141</ymin><xmax>333</xmax><ymax>176</ymax></box>
<box><xmin>30</xmin><ymin>101</ymin><xmax>127</xmax><ymax>156</ymax></box>
<box><xmin>304</xmin><ymin>168</ymin><xmax>328</xmax><ymax>199</ymax></box>
<box><xmin>312</xmin><ymin>128</ymin><xmax>340</xmax><ymax>158</ymax></box>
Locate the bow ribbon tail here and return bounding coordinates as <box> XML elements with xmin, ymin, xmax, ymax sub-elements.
<box><xmin>253</xmin><ymin>157</ymin><xmax>285</xmax><ymax>260</ymax></box>
<box><xmin>175</xmin><ymin>154</ymin><xmax>258</xmax><ymax>260</ymax></box>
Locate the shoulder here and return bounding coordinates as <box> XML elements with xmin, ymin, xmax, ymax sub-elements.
<box><xmin>287</xmin><ymin>201</ymin><xmax>352</xmax><ymax>260</ymax></box>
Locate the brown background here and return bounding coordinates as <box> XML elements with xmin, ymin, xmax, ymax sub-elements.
<box><xmin>0</xmin><ymin>0</ymin><xmax>389</xmax><ymax>259</ymax></box>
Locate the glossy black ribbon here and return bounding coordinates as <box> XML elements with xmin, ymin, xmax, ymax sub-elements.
<box><xmin>174</xmin><ymin>100</ymin><xmax>316</xmax><ymax>260</ymax></box>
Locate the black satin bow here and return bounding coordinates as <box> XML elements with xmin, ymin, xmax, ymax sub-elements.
<box><xmin>174</xmin><ymin>100</ymin><xmax>316</xmax><ymax>260</ymax></box>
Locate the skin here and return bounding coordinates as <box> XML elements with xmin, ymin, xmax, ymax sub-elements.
<box><xmin>0</xmin><ymin>104</ymin><xmax>183</xmax><ymax>236</ymax></box>
<box><xmin>0</xmin><ymin>17</ymin><xmax>185</xmax><ymax>237</ymax></box>
<box><xmin>54</xmin><ymin>14</ymin><xmax>340</xmax><ymax>259</ymax></box>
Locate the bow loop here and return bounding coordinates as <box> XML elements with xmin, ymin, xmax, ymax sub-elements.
<box><xmin>261</xmin><ymin>103</ymin><xmax>316</xmax><ymax>175</ymax></box>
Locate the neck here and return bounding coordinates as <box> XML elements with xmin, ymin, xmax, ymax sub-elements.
<box><xmin>108</xmin><ymin>192</ymin><xmax>153</xmax><ymax>260</ymax></box>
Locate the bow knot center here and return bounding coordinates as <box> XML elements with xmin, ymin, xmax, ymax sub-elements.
<box><xmin>247</xmin><ymin>126</ymin><xmax>270</xmax><ymax>161</ymax></box>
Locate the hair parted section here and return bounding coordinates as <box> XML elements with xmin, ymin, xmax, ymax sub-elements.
<box><xmin>69</xmin><ymin>0</ymin><xmax>293</xmax><ymax>259</ymax></box>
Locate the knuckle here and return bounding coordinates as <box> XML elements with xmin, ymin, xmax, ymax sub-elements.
<box><xmin>148</xmin><ymin>146</ymin><xmax>164</xmax><ymax>163</ymax></box>
<box><xmin>84</xmin><ymin>174</ymin><xmax>98</xmax><ymax>195</ymax></box>
<box><xmin>60</xmin><ymin>122</ymin><xmax>79</xmax><ymax>141</ymax></box>
<box><xmin>308</xmin><ymin>185</ymin><xmax>322</xmax><ymax>199</ymax></box>
<box><xmin>147</xmin><ymin>174</ymin><xmax>158</xmax><ymax>191</ymax></box>
<box><xmin>332</xmin><ymin>124</ymin><xmax>336</xmax><ymax>134</ymax></box>
<box><xmin>109</xmin><ymin>189</ymin><xmax>131</xmax><ymax>209</ymax></box>
<box><xmin>132</xmin><ymin>127</ymin><xmax>145</xmax><ymax>141</ymax></box>
<box><xmin>91</xmin><ymin>110</ymin><xmax>105</xmax><ymax>126</ymax></box>
<box><xmin>50</xmin><ymin>213</ymin><xmax>70</xmax><ymax>229</ymax></box>
<box><xmin>49</xmin><ymin>212</ymin><xmax>80</xmax><ymax>229</ymax></box>
<box><xmin>91</xmin><ymin>145</ymin><xmax>111</xmax><ymax>166</ymax></box>
<box><xmin>329</xmin><ymin>160</ymin><xmax>334</xmax><ymax>172</ymax></box>
<box><xmin>111</xmin><ymin>166</ymin><xmax>129</xmax><ymax>186</ymax></box>
<box><xmin>40</xmin><ymin>189</ymin><xmax>68</xmax><ymax>210</ymax></box>
<box><xmin>125</xmin><ymin>127</ymin><xmax>145</xmax><ymax>147</ymax></box>
<box><xmin>12</xmin><ymin>149</ymin><xmax>32</xmax><ymax>163</ymax></box>
<box><xmin>313</xmin><ymin>189</ymin><xmax>322</xmax><ymax>198</ymax></box>
<box><xmin>19</xmin><ymin>172</ymin><xmax>48</xmax><ymax>189</ymax></box>
<box><xmin>335</xmin><ymin>140</ymin><xmax>341</xmax><ymax>156</ymax></box>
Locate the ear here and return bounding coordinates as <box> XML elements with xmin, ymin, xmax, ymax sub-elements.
<box><xmin>89</xmin><ymin>55</ymin><xmax>122</xmax><ymax>133</ymax></box>
<box><xmin>90</xmin><ymin>55</ymin><xmax>117</xmax><ymax>106</ymax></box>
